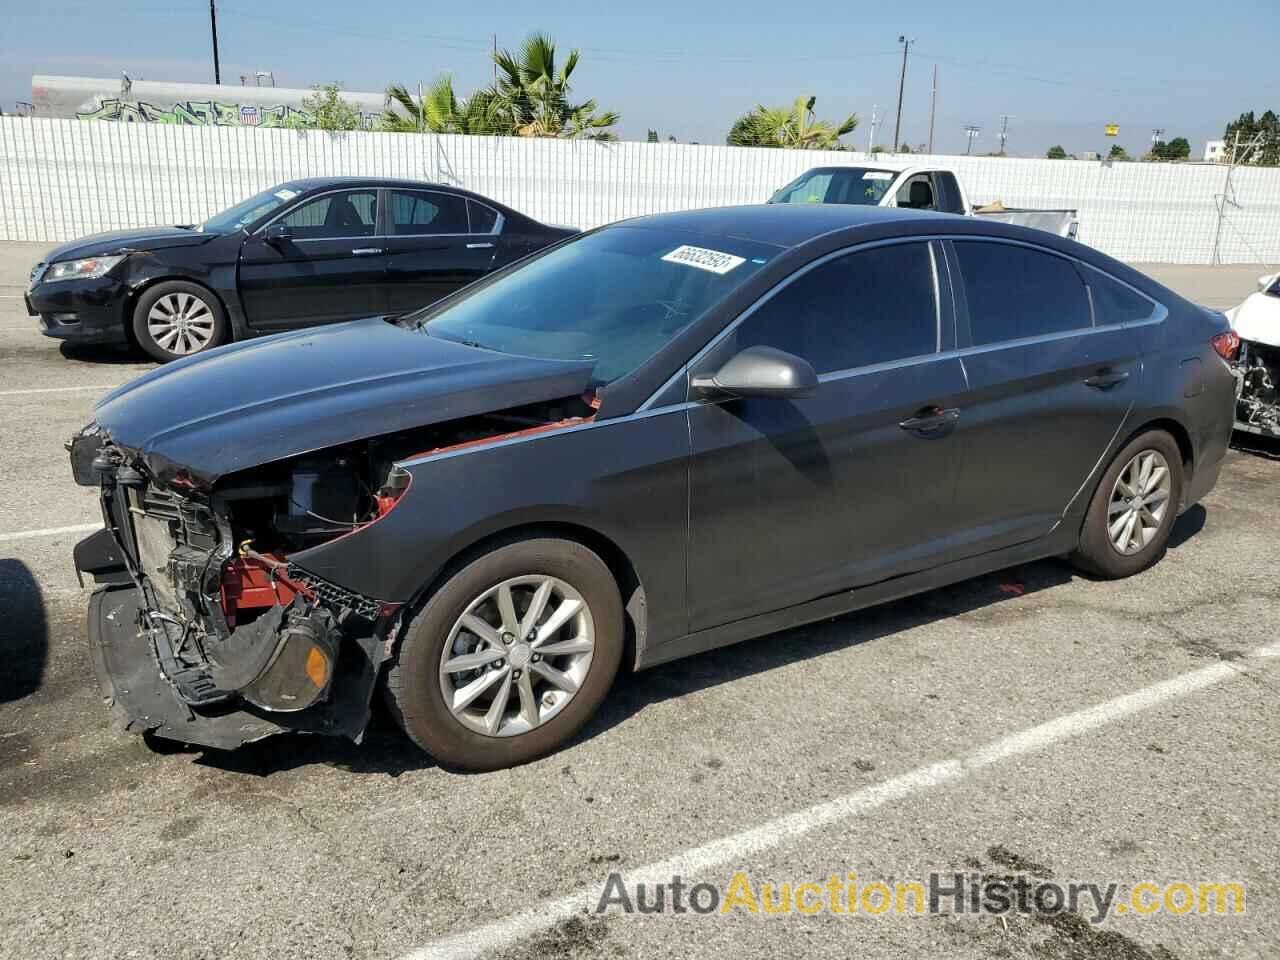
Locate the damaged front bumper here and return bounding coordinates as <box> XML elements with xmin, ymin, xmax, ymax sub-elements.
<box><xmin>73</xmin><ymin>430</ymin><xmax>398</xmax><ymax>751</ymax></box>
<box><xmin>1232</xmin><ymin>339</ymin><xmax>1280</xmax><ymax>439</ymax></box>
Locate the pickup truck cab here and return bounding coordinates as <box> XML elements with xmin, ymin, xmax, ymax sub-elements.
<box><xmin>769</xmin><ymin>164</ymin><xmax>970</xmax><ymax>214</ymax></box>
<box><xmin>768</xmin><ymin>164</ymin><xmax>1080</xmax><ymax>239</ymax></box>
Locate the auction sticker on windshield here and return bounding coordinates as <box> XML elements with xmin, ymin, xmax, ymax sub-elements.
<box><xmin>662</xmin><ymin>245</ymin><xmax>746</xmax><ymax>275</ymax></box>
<box><xmin>863</xmin><ymin>171</ymin><xmax>895</xmax><ymax>180</ymax></box>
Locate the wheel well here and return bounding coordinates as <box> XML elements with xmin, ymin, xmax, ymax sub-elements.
<box><xmin>1126</xmin><ymin>417</ymin><xmax>1194</xmax><ymax>476</ymax></box>
<box><xmin>410</xmin><ymin>522</ymin><xmax>647</xmax><ymax>672</ymax></box>
<box><xmin>124</xmin><ymin>277</ymin><xmax>233</xmax><ymax>341</ymax></box>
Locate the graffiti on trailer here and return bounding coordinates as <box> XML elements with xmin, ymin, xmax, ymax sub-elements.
<box><xmin>76</xmin><ymin>97</ymin><xmax>315</xmax><ymax>127</ymax></box>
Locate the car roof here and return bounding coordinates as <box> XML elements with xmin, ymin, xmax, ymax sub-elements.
<box><xmin>619</xmin><ymin>203</ymin><xmax>956</xmax><ymax>249</ymax></box>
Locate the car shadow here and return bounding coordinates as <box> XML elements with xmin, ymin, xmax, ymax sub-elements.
<box><xmin>58</xmin><ymin>342</ymin><xmax>148</xmax><ymax>365</ymax></box>
<box><xmin>190</xmin><ymin>505</ymin><xmax>1213</xmax><ymax>776</ymax></box>
<box><xmin>1230</xmin><ymin>431</ymin><xmax>1280</xmax><ymax>461</ymax></box>
<box><xmin>0</xmin><ymin>560</ymin><xmax>49</xmax><ymax>703</ymax></box>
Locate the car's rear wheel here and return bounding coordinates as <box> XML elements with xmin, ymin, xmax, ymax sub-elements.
<box><xmin>131</xmin><ymin>281</ymin><xmax>228</xmax><ymax>362</ymax></box>
<box><xmin>1071</xmin><ymin>429</ymin><xmax>1183</xmax><ymax>578</ymax></box>
<box><xmin>385</xmin><ymin>538</ymin><xmax>624</xmax><ymax>771</ymax></box>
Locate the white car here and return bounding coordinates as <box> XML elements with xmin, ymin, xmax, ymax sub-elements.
<box><xmin>1226</xmin><ymin>272</ymin><xmax>1280</xmax><ymax>439</ymax></box>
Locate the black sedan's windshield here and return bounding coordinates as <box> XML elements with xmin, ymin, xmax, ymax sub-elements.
<box><xmin>200</xmin><ymin>183</ymin><xmax>306</xmax><ymax>233</ymax></box>
<box><xmin>417</xmin><ymin>226</ymin><xmax>777</xmax><ymax>383</ymax></box>
<box><xmin>769</xmin><ymin>167</ymin><xmax>898</xmax><ymax>206</ymax></box>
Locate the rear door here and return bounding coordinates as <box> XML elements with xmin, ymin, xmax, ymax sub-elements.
<box><xmin>383</xmin><ymin>189</ymin><xmax>499</xmax><ymax>313</ymax></box>
<box><xmin>238</xmin><ymin>188</ymin><xmax>386</xmax><ymax>330</ymax></box>
<box><xmin>944</xmin><ymin>238</ymin><xmax>1143</xmax><ymax>558</ymax></box>
<box><xmin>686</xmin><ymin>240</ymin><xmax>969</xmax><ymax>631</ymax></box>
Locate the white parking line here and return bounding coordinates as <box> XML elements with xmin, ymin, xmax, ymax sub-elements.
<box><xmin>0</xmin><ymin>522</ymin><xmax>100</xmax><ymax>544</ymax></box>
<box><xmin>402</xmin><ymin>640</ymin><xmax>1280</xmax><ymax>960</ymax></box>
<box><xmin>0</xmin><ymin>384</ymin><xmax>121</xmax><ymax>398</ymax></box>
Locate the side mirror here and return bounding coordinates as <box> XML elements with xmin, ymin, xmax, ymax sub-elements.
<box><xmin>264</xmin><ymin>223</ymin><xmax>292</xmax><ymax>245</ymax></box>
<box><xmin>691</xmin><ymin>345</ymin><xmax>818</xmax><ymax>400</ymax></box>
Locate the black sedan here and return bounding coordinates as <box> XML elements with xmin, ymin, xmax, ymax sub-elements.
<box><xmin>70</xmin><ymin>204</ymin><xmax>1236</xmax><ymax>770</ymax></box>
<box><xmin>26</xmin><ymin>177</ymin><xmax>575</xmax><ymax>361</ymax></box>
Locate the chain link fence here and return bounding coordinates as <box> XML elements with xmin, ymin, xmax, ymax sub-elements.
<box><xmin>2</xmin><ymin>117</ymin><xmax>1278</xmax><ymax>263</ymax></box>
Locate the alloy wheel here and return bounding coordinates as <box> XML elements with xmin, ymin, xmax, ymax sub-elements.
<box><xmin>147</xmin><ymin>292</ymin><xmax>216</xmax><ymax>355</ymax></box>
<box><xmin>438</xmin><ymin>575</ymin><xmax>595</xmax><ymax>738</ymax></box>
<box><xmin>1107</xmin><ymin>449</ymin><xmax>1173</xmax><ymax>556</ymax></box>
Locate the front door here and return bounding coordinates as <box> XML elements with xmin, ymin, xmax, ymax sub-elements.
<box><xmin>686</xmin><ymin>240</ymin><xmax>968</xmax><ymax>632</ymax></box>
<box><xmin>383</xmin><ymin>189</ymin><xmax>498</xmax><ymax>314</ymax></box>
<box><xmin>943</xmin><ymin>238</ymin><xmax>1143</xmax><ymax>558</ymax></box>
<box><xmin>238</xmin><ymin>188</ymin><xmax>387</xmax><ymax>330</ymax></box>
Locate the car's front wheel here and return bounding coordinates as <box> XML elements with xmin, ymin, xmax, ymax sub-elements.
<box><xmin>385</xmin><ymin>538</ymin><xmax>624</xmax><ymax>771</ymax></box>
<box><xmin>131</xmin><ymin>281</ymin><xmax>229</xmax><ymax>362</ymax></box>
<box><xmin>1071</xmin><ymin>429</ymin><xmax>1184</xmax><ymax>578</ymax></box>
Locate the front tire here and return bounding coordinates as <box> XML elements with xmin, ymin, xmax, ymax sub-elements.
<box><xmin>131</xmin><ymin>281</ymin><xmax>228</xmax><ymax>362</ymax></box>
<box><xmin>1071</xmin><ymin>429</ymin><xmax>1183</xmax><ymax>578</ymax></box>
<box><xmin>385</xmin><ymin>538</ymin><xmax>624</xmax><ymax>771</ymax></box>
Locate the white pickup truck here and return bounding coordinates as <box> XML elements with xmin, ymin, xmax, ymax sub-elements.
<box><xmin>767</xmin><ymin>164</ymin><xmax>1079</xmax><ymax>238</ymax></box>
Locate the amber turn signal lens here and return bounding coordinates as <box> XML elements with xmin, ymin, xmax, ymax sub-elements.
<box><xmin>305</xmin><ymin>646</ymin><xmax>330</xmax><ymax>689</ymax></box>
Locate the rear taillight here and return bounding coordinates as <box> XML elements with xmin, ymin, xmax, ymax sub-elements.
<box><xmin>1211</xmin><ymin>330</ymin><xmax>1241</xmax><ymax>362</ymax></box>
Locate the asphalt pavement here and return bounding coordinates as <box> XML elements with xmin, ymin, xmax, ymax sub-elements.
<box><xmin>1</xmin><ymin>241</ymin><xmax>1277</xmax><ymax>960</ymax></box>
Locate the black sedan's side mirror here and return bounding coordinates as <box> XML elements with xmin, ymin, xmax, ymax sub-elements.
<box><xmin>691</xmin><ymin>345</ymin><xmax>819</xmax><ymax>400</ymax></box>
<box><xmin>264</xmin><ymin>223</ymin><xmax>292</xmax><ymax>245</ymax></box>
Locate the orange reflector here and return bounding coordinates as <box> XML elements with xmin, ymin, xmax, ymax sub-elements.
<box><xmin>305</xmin><ymin>646</ymin><xmax>330</xmax><ymax>689</ymax></box>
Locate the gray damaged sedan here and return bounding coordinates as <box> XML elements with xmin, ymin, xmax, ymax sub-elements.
<box><xmin>69</xmin><ymin>204</ymin><xmax>1236</xmax><ymax>770</ymax></box>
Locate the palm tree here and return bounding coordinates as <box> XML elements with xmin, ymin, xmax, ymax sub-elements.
<box><xmin>727</xmin><ymin>96</ymin><xmax>856</xmax><ymax>150</ymax></box>
<box><xmin>489</xmin><ymin>33</ymin><xmax>619</xmax><ymax>140</ymax></box>
<box><xmin>381</xmin><ymin>76</ymin><xmax>500</xmax><ymax>134</ymax></box>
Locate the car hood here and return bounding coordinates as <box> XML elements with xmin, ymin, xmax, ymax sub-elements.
<box><xmin>94</xmin><ymin>317</ymin><xmax>596</xmax><ymax>487</ymax></box>
<box><xmin>1229</xmin><ymin>292</ymin><xmax>1280</xmax><ymax>348</ymax></box>
<box><xmin>44</xmin><ymin>226</ymin><xmax>220</xmax><ymax>262</ymax></box>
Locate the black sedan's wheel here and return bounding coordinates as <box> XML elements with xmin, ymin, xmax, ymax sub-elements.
<box><xmin>385</xmin><ymin>538</ymin><xmax>624</xmax><ymax>771</ymax></box>
<box><xmin>131</xmin><ymin>281</ymin><xmax>228</xmax><ymax>362</ymax></box>
<box><xmin>1071</xmin><ymin>429</ymin><xmax>1183</xmax><ymax>579</ymax></box>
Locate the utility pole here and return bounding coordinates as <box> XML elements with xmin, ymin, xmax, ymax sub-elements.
<box><xmin>209</xmin><ymin>0</ymin><xmax>222</xmax><ymax>85</ymax></box>
<box><xmin>893</xmin><ymin>35</ymin><xmax>913</xmax><ymax>153</ymax></box>
<box><xmin>868</xmin><ymin>104</ymin><xmax>879</xmax><ymax>152</ymax></box>
<box><xmin>492</xmin><ymin>34</ymin><xmax>498</xmax><ymax>87</ymax></box>
<box><xmin>927</xmin><ymin>64</ymin><xmax>937</xmax><ymax>154</ymax></box>
<box><xmin>1150</xmin><ymin>127</ymin><xmax>1165</xmax><ymax>157</ymax></box>
<box><xmin>964</xmin><ymin>124</ymin><xmax>981</xmax><ymax>155</ymax></box>
<box><xmin>998</xmin><ymin>114</ymin><xmax>1013</xmax><ymax>156</ymax></box>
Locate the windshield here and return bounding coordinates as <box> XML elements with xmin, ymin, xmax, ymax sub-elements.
<box><xmin>199</xmin><ymin>183</ymin><xmax>305</xmax><ymax>233</ymax></box>
<box><xmin>417</xmin><ymin>226</ymin><xmax>776</xmax><ymax>384</ymax></box>
<box><xmin>769</xmin><ymin>168</ymin><xmax>898</xmax><ymax>206</ymax></box>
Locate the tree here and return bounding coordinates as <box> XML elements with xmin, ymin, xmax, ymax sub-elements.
<box><xmin>489</xmin><ymin>33</ymin><xmax>619</xmax><ymax>139</ymax></box>
<box><xmin>1107</xmin><ymin>144</ymin><xmax>1131</xmax><ymax>161</ymax></box>
<box><xmin>1221</xmin><ymin>110</ymin><xmax>1280</xmax><ymax>165</ymax></box>
<box><xmin>1046</xmin><ymin>144</ymin><xmax>1068</xmax><ymax>159</ymax></box>
<box><xmin>381</xmin><ymin>76</ymin><xmax>499</xmax><ymax>134</ymax></box>
<box><xmin>726</xmin><ymin>96</ymin><xmax>856</xmax><ymax>149</ymax></box>
<box><xmin>289</xmin><ymin>83</ymin><xmax>362</xmax><ymax>131</ymax></box>
<box><xmin>898</xmin><ymin>142</ymin><xmax>912</xmax><ymax>154</ymax></box>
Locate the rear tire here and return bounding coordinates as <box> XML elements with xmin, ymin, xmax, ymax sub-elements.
<box><xmin>1071</xmin><ymin>429</ymin><xmax>1183</xmax><ymax>579</ymax></box>
<box><xmin>385</xmin><ymin>538</ymin><xmax>624</xmax><ymax>771</ymax></box>
<box><xmin>131</xmin><ymin>281</ymin><xmax>229</xmax><ymax>362</ymax></box>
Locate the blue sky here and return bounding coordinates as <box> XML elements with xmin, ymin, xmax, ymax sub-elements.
<box><xmin>3</xmin><ymin>0</ymin><xmax>1277</xmax><ymax>157</ymax></box>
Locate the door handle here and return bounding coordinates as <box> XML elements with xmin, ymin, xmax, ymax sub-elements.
<box><xmin>1084</xmin><ymin>369</ymin><xmax>1130</xmax><ymax>389</ymax></box>
<box><xmin>466</xmin><ymin>242</ymin><xmax>495</xmax><ymax>249</ymax></box>
<box><xmin>899</xmin><ymin>407</ymin><xmax>961</xmax><ymax>434</ymax></box>
<box><xmin>351</xmin><ymin>247</ymin><xmax>383</xmax><ymax>256</ymax></box>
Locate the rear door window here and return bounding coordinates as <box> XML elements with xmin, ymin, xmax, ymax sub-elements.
<box><xmin>277</xmin><ymin>190</ymin><xmax>377</xmax><ymax>239</ymax></box>
<box><xmin>1082</xmin><ymin>266</ymin><xmax>1157</xmax><ymax>325</ymax></box>
<box><xmin>953</xmin><ymin>241</ymin><xmax>1092</xmax><ymax>346</ymax></box>
<box><xmin>389</xmin><ymin>190</ymin><xmax>469</xmax><ymax>235</ymax></box>
<box><xmin>467</xmin><ymin>200</ymin><xmax>500</xmax><ymax>233</ymax></box>
<box><xmin>736</xmin><ymin>242</ymin><xmax>939</xmax><ymax>374</ymax></box>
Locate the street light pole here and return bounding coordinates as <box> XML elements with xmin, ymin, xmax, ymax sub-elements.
<box><xmin>893</xmin><ymin>35</ymin><xmax>913</xmax><ymax>153</ymax></box>
<box><xmin>209</xmin><ymin>0</ymin><xmax>222</xmax><ymax>85</ymax></box>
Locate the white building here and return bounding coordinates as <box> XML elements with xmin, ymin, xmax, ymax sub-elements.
<box><xmin>1203</xmin><ymin>139</ymin><xmax>1227</xmax><ymax>162</ymax></box>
